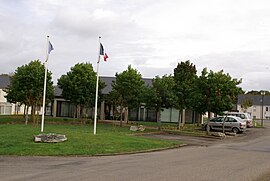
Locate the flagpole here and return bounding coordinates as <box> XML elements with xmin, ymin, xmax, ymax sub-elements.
<box><xmin>41</xmin><ymin>36</ymin><xmax>50</xmax><ymax>132</ymax></box>
<box><xmin>93</xmin><ymin>36</ymin><xmax>101</xmax><ymax>135</ymax></box>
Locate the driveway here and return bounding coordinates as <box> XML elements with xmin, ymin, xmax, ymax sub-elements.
<box><xmin>143</xmin><ymin>125</ymin><xmax>267</xmax><ymax>147</ymax></box>
<box><xmin>1</xmin><ymin>121</ymin><xmax>270</xmax><ymax>181</ymax></box>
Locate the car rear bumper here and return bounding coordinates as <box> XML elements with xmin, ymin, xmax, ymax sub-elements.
<box><xmin>240</xmin><ymin>128</ymin><xmax>247</xmax><ymax>132</ymax></box>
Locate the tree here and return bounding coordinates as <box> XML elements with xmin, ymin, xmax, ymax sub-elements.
<box><xmin>246</xmin><ymin>90</ymin><xmax>270</xmax><ymax>95</ymax></box>
<box><xmin>107</xmin><ymin>89</ymin><xmax>124</xmax><ymax>121</ymax></box>
<box><xmin>111</xmin><ymin>65</ymin><xmax>145</xmax><ymax>126</ymax></box>
<box><xmin>57</xmin><ymin>62</ymin><xmax>105</xmax><ymax>119</ymax></box>
<box><xmin>143</xmin><ymin>75</ymin><xmax>177</xmax><ymax>130</ymax></box>
<box><xmin>5</xmin><ymin>60</ymin><xmax>54</xmax><ymax>124</ymax></box>
<box><xmin>173</xmin><ymin>60</ymin><xmax>197</xmax><ymax>129</ymax></box>
<box><xmin>192</xmin><ymin>68</ymin><xmax>243</xmax><ymax>134</ymax></box>
<box><xmin>240</xmin><ymin>99</ymin><xmax>252</xmax><ymax>112</ymax></box>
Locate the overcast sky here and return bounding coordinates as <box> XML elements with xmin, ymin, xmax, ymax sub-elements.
<box><xmin>1</xmin><ymin>0</ymin><xmax>270</xmax><ymax>91</ymax></box>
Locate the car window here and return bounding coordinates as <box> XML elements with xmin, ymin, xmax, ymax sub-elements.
<box><xmin>235</xmin><ymin>117</ymin><xmax>245</xmax><ymax>122</ymax></box>
<box><xmin>216</xmin><ymin>117</ymin><xmax>224</xmax><ymax>122</ymax></box>
<box><xmin>239</xmin><ymin>114</ymin><xmax>245</xmax><ymax>119</ymax></box>
<box><xmin>210</xmin><ymin>118</ymin><xmax>216</xmax><ymax>122</ymax></box>
<box><xmin>232</xmin><ymin>118</ymin><xmax>238</xmax><ymax>122</ymax></box>
<box><xmin>225</xmin><ymin>117</ymin><xmax>238</xmax><ymax>122</ymax></box>
<box><xmin>225</xmin><ymin>117</ymin><xmax>233</xmax><ymax>122</ymax></box>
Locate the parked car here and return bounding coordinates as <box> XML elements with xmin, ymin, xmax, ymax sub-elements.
<box><xmin>225</xmin><ymin>112</ymin><xmax>253</xmax><ymax>128</ymax></box>
<box><xmin>202</xmin><ymin>116</ymin><xmax>247</xmax><ymax>133</ymax></box>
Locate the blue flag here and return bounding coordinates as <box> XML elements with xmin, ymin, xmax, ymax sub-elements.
<box><xmin>48</xmin><ymin>41</ymin><xmax>54</xmax><ymax>54</ymax></box>
<box><xmin>100</xmin><ymin>43</ymin><xmax>104</xmax><ymax>55</ymax></box>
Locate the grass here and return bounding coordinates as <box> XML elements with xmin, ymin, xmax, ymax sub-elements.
<box><xmin>0</xmin><ymin>115</ymin><xmax>25</xmax><ymax>124</ymax></box>
<box><xmin>0</xmin><ymin>115</ymin><xmax>90</xmax><ymax>124</ymax></box>
<box><xmin>0</xmin><ymin>123</ymin><xmax>182</xmax><ymax>156</ymax></box>
<box><xmin>128</xmin><ymin>121</ymin><xmax>206</xmax><ymax>136</ymax></box>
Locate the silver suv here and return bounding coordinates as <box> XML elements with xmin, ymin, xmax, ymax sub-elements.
<box><xmin>202</xmin><ymin>116</ymin><xmax>247</xmax><ymax>133</ymax></box>
<box><xmin>226</xmin><ymin>112</ymin><xmax>253</xmax><ymax>128</ymax></box>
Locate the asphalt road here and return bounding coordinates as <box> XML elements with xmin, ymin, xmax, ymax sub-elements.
<box><xmin>1</xmin><ymin>121</ymin><xmax>270</xmax><ymax>181</ymax></box>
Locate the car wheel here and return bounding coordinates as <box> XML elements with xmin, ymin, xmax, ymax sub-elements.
<box><xmin>232</xmin><ymin>127</ymin><xmax>239</xmax><ymax>133</ymax></box>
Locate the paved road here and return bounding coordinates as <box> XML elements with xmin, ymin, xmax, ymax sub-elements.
<box><xmin>1</xmin><ymin>121</ymin><xmax>270</xmax><ymax>181</ymax></box>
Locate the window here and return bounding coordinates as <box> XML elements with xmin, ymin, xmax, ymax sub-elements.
<box><xmin>216</xmin><ymin>117</ymin><xmax>224</xmax><ymax>122</ymax></box>
<box><xmin>266</xmin><ymin>107</ymin><xmax>269</xmax><ymax>112</ymax></box>
<box><xmin>226</xmin><ymin>117</ymin><xmax>237</xmax><ymax>122</ymax></box>
<box><xmin>239</xmin><ymin>114</ymin><xmax>245</xmax><ymax>119</ymax></box>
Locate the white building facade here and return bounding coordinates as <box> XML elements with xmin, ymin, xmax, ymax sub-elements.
<box><xmin>237</xmin><ymin>94</ymin><xmax>270</xmax><ymax>120</ymax></box>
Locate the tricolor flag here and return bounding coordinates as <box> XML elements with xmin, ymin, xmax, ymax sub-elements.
<box><xmin>48</xmin><ymin>41</ymin><xmax>54</xmax><ymax>54</ymax></box>
<box><xmin>104</xmin><ymin>53</ymin><xmax>108</xmax><ymax>61</ymax></box>
<box><xmin>100</xmin><ymin>43</ymin><xmax>109</xmax><ymax>61</ymax></box>
<box><xmin>100</xmin><ymin>43</ymin><xmax>104</xmax><ymax>55</ymax></box>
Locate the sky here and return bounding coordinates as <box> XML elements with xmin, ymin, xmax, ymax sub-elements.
<box><xmin>0</xmin><ymin>0</ymin><xmax>270</xmax><ymax>91</ymax></box>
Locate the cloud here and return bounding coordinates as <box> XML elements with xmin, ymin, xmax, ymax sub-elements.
<box><xmin>192</xmin><ymin>50</ymin><xmax>270</xmax><ymax>90</ymax></box>
<box><xmin>1</xmin><ymin>0</ymin><xmax>270</xmax><ymax>92</ymax></box>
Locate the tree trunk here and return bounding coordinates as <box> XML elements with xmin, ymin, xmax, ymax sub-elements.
<box><xmin>177</xmin><ymin>109</ymin><xmax>182</xmax><ymax>130</ymax></box>
<box><xmin>31</xmin><ymin>105</ymin><xmax>35</xmax><ymax>125</ymax></box>
<box><xmin>77</xmin><ymin>105</ymin><xmax>81</xmax><ymax>118</ymax></box>
<box><xmin>120</xmin><ymin>107</ymin><xmax>123</xmax><ymax>127</ymax></box>
<box><xmin>24</xmin><ymin>105</ymin><xmax>26</xmax><ymax>116</ymax></box>
<box><xmin>208</xmin><ymin>111</ymin><xmax>211</xmax><ymax>120</ymax></box>
<box><xmin>157</xmin><ymin>110</ymin><xmax>161</xmax><ymax>130</ymax></box>
<box><xmin>25</xmin><ymin>106</ymin><xmax>29</xmax><ymax>125</ymax></box>
<box><xmin>182</xmin><ymin>109</ymin><xmax>186</xmax><ymax>128</ymax></box>
<box><xmin>125</xmin><ymin>107</ymin><xmax>129</xmax><ymax>124</ymax></box>
<box><xmin>222</xmin><ymin>114</ymin><xmax>228</xmax><ymax>133</ymax></box>
<box><xmin>73</xmin><ymin>105</ymin><xmax>76</xmax><ymax>120</ymax></box>
<box><xmin>197</xmin><ymin>113</ymin><xmax>202</xmax><ymax>126</ymax></box>
<box><xmin>206</xmin><ymin>111</ymin><xmax>211</xmax><ymax>135</ymax></box>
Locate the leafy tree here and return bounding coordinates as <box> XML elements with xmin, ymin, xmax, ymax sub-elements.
<box><xmin>192</xmin><ymin>68</ymin><xmax>243</xmax><ymax>134</ymax></box>
<box><xmin>107</xmin><ymin>89</ymin><xmax>125</xmax><ymax>121</ymax></box>
<box><xmin>245</xmin><ymin>90</ymin><xmax>260</xmax><ymax>95</ymax></box>
<box><xmin>173</xmin><ymin>60</ymin><xmax>197</xmax><ymax>129</ymax></box>
<box><xmin>111</xmin><ymin>65</ymin><xmax>145</xmax><ymax>126</ymax></box>
<box><xmin>240</xmin><ymin>99</ymin><xmax>252</xmax><ymax>112</ymax></box>
<box><xmin>144</xmin><ymin>75</ymin><xmax>177</xmax><ymax>129</ymax></box>
<box><xmin>246</xmin><ymin>90</ymin><xmax>270</xmax><ymax>95</ymax></box>
<box><xmin>190</xmin><ymin>68</ymin><xmax>209</xmax><ymax>116</ymax></box>
<box><xmin>5</xmin><ymin>60</ymin><xmax>54</xmax><ymax>124</ymax></box>
<box><xmin>57</xmin><ymin>62</ymin><xmax>105</xmax><ymax>118</ymax></box>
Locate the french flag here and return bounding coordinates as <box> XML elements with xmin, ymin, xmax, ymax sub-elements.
<box><xmin>100</xmin><ymin>43</ymin><xmax>109</xmax><ymax>61</ymax></box>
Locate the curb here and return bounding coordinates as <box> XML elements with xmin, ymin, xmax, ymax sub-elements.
<box><xmin>0</xmin><ymin>144</ymin><xmax>187</xmax><ymax>158</ymax></box>
<box><xmin>93</xmin><ymin>143</ymin><xmax>188</xmax><ymax>157</ymax></box>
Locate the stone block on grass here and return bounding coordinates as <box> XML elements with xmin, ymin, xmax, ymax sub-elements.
<box><xmin>130</xmin><ymin>126</ymin><xmax>138</xmax><ymax>131</ymax></box>
<box><xmin>130</xmin><ymin>125</ymin><xmax>145</xmax><ymax>132</ymax></box>
<box><xmin>34</xmin><ymin>133</ymin><xmax>67</xmax><ymax>143</ymax></box>
<box><xmin>211</xmin><ymin>132</ymin><xmax>226</xmax><ymax>138</ymax></box>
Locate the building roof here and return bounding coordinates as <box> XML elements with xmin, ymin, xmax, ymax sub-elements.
<box><xmin>0</xmin><ymin>75</ymin><xmax>10</xmax><ymax>89</ymax></box>
<box><xmin>5</xmin><ymin>74</ymin><xmax>268</xmax><ymax>106</ymax></box>
<box><xmin>54</xmin><ymin>85</ymin><xmax>62</xmax><ymax>97</ymax></box>
<box><xmin>100</xmin><ymin>76</ymin><xmax>114</xmax><ymax>95</ymax></box>
<box><xmin>100</xmin><ymin>76</ymin><xmax>152</xmax><ymax>95</ymax></box>
<box><xmin>237</xmin><ymin>94</ymin><xmax>270</xmax><ymax>106</ymax></box>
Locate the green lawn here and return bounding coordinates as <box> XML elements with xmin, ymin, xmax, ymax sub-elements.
<box><xmin>0</xmin><ymin>123</ymin><xmax>181</xmax><ymax>156</ymax></box>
